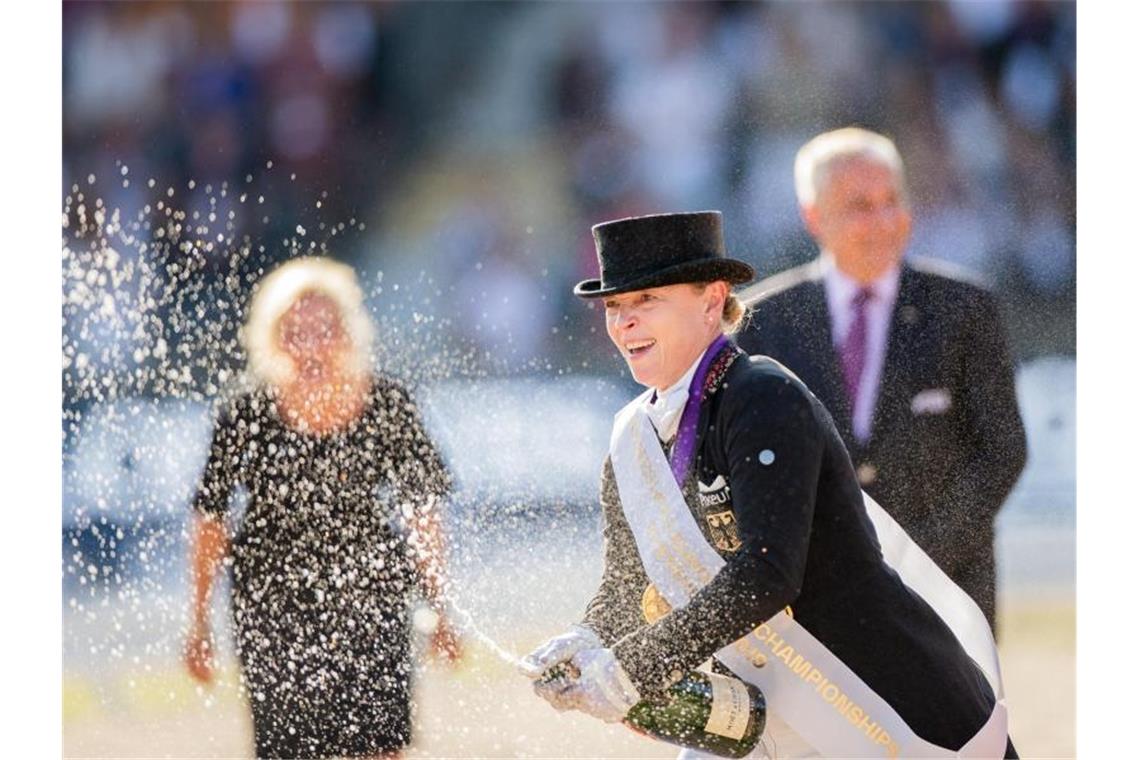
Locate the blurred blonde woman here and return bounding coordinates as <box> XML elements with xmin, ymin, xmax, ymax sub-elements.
<box><xmin>184</xmin><ymin>257</ymin><xmax>459</xmax><ymax>760</ymax></box>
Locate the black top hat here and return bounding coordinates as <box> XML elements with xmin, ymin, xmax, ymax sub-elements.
<box><xmin>573</xmin><ymin>211</ymin><xmax>755</xmax><ymax>298</ymax></box>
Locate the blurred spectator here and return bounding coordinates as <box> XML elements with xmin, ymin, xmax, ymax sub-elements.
<box><xmin>184</xmin><ymin>257</ymin><xmax>461</xmax><ymax>758</ymax></box>
<box><xmin>737</xmin><ymin>127</ymin><xmax>1028</xmax><ymax>631</ymax></box>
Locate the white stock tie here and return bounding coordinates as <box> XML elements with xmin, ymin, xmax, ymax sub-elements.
<box><xmin>645</xmin><ymin>383</ymin><xmax>689</xmax><ymax>443</ymax></box>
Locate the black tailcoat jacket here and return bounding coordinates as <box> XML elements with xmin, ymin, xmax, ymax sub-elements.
<box><xmin>735</xmin><ymin>259</ymin><xmax>1027</xmax><ymax>629</ymax></box>
<box><xmin>582</xmin><ymin>342</ymin><xmax>1012</xmax><ymax>754</ymax></box>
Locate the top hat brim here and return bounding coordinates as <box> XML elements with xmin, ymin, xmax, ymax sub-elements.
<box><xmin>573</xmin><ymin>257</ymin><xmax>755</xmax><ymax>298</ymax></box>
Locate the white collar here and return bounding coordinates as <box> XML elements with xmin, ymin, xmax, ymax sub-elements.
<box><xmin>820</xmin><ymin>251</ymin><xmax>901</xmax><ymax>314</ymax></box>
<box><xmin>645</xmin><ymin>341</ymin><xmax>715</xmax><ymax>443</ymax></box>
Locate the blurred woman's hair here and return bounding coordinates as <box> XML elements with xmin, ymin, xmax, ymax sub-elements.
<box><xmin>242</xmin><ymin>257</ymin><xmax>375</xmax><ymax>387</ymax></box>
<box><xmin>794</xmin><ymin>126</ymin><xmax>908</xmax><ymax>208</ymax></box>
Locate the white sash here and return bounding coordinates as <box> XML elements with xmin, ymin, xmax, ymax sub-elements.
<box><xmin>609</xmin><ymin>391</ymin><xmax>1008</xmax><ymax>758</ymax></box>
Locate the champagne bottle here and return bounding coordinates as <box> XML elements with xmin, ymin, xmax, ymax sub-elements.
<box><xmin>624</xmin><ymin>670</ymin><xmax>766</xmax><ymax>758</ymax></box>
<box><xmin>542</xmin><ymin>666</ymin><xmax>766</xmax><ymax>758</ymax></box>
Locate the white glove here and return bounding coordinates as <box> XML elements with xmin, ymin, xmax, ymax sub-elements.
<box><xmin>530</xmin><ymin>664</ymin><xmax>581</xmax><ymax>712</ymax></box>
<box><xmin>555</xmin><ymin>647</ymin><xmax>641</xmax><ymax>724</ymax></box>
<box><xmin>519</xmin><ymin>624</ymin><xmax>601</xmax><ymax>679</ymax></box>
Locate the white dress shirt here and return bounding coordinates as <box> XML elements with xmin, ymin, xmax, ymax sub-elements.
<box><xmin>820</xmin><ymin>253</ymin><xmax>901</xmax><ymax>444</ymax></box>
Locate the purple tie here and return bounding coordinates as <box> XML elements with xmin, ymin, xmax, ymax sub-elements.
<box><xmin>840</xmin><ymin>287</ymin><xmax>874</xmax><ymax>408</ymax></box>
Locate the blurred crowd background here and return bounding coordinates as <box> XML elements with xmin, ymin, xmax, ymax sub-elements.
<box><xmin>63</xmin><ymin>0</ymin><xmax>1075</xmax><ymax>397</ymax></box>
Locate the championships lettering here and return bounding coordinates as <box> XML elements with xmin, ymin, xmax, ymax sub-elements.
<box><xmin>747</xmin><ymin>623</ymin><xmax>900</xmax><ymax>757</ymax></box>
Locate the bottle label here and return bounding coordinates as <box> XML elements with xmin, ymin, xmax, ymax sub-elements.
<box><xmin>704</xmin><ymin>672</ymin><xmax>750</xmax><ymax>740</ymax></box>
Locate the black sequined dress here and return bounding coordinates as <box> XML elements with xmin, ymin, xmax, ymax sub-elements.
<box><xmin>193</xmin><ymin>375</ymin><xmax>450</xmax><ymax>758</ymax></box>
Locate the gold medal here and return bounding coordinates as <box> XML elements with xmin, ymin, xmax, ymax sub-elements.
<box><xmin>641</xmin><ymin>583</ymin><xmax>673</xmax><ymax>624</ymax></box>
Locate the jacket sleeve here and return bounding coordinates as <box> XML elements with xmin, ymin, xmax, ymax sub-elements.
<box><xmin>613</xmin><ymin>373</ymin><xmax>825</xmax><ymax>696</ymax></box>
<box><xmin>930</xmin><ymin>290</ymin><xmax>1027</xmax><ymax>557</ymax></box>
<box><xmin>581</xmin><ymin>458</ymin><xmax>651</xmax><ymax>646</ymax></box>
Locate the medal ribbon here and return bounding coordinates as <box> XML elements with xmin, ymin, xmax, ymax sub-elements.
<box><xmin>668</xmin><ymin>333</ymin><xmax>729</xmax><ymax>486</ymax></box>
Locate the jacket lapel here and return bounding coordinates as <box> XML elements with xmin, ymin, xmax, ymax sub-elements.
<box><xmin>689</xmin><ymin>341</ymin><xmax>746</xmax><ymax>486</ymax></box>
<box><xmin>793</xmin><ymin>263</ymin><xmax>855</xmax><ymax>443</ymax></box>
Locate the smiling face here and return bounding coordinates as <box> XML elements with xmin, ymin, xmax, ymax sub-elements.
<box><xmin>604</xmin><ymin>281</ymin><xmax>727</xmax><ymax>391</ymax></box>
<box><xmin>803</xmin><ymin>156</ymin><xmax>912</xmax><ymax>284</ymax></box>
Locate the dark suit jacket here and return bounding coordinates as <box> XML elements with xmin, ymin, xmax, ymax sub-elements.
<box><xmin>735</xmin><ymin>258</ymin><xmax>1027</xmax><ymax>629</ymax></box>
<box><xmin>583</xmin><ymin>343</ymin><xmax>1001</xmax><ymax>751</ymax></box>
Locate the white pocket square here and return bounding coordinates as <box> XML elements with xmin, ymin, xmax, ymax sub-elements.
<box><xmin>911</xmin><ymin>388</ymin><xmax>952</xmax><ymax>416</ymax></box>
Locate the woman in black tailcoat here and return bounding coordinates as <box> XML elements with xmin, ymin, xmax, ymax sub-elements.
<box><xmin>521</xmin><ymin>212</ymin><xmax>1016</xmax><ymax>759</ymax></box>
